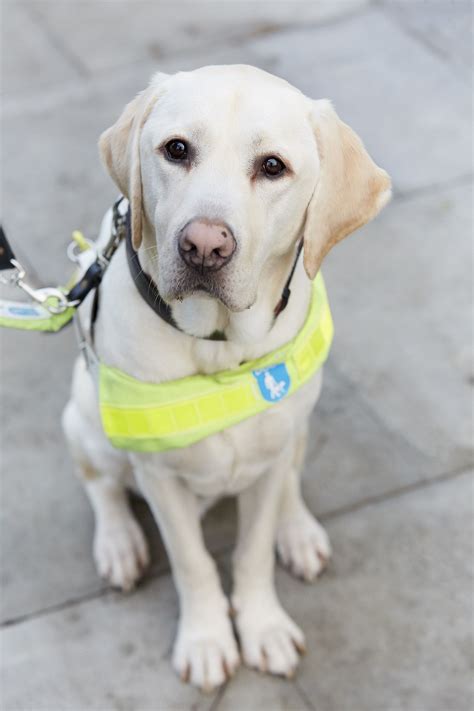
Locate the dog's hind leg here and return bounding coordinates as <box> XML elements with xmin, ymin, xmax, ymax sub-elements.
<box><xmin>275</xmin><ymin>427</ymin><xmax>331</xmax><ymax>582</ymax></box>
<box><xmin>62</xmin><ymin>387</ymin><xmax>149</xmax><ymax>592</ymax></box>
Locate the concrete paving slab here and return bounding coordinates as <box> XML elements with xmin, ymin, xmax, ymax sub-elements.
<box><xmin>0</xmin><ymin>2</ymin><xmax>83</xmax><ymax>99</ymax></box>
<box><xmin>384</xmin><ymin>0</ymin><xmax>473</xmax><ymax>79</ymax></box>
<box><xmin>0</xmin><ymin>328</ymin><xmax>100</xmax><ymax>624</ymax></box>
<box><xmin>3</xmin><ymin>471</ymin><xmax>471</xmax><ymax>711</ymax></box>
<box><xmin>322</xmin><ymin>182</ymin><xmax>473</xmax><ymax>470</ymax></box>
<box><xmin>0</xmin><ymin>572</ymin><xmax>217</xmax><ymax>711</ymax></box>
<box><xmin>249</xmin><ymin>7</ymin><xmax>472</xmax><ymax>193</ymax></box>
<box><xmin>257</xmin><ymin>471</ymin><xmax>473</xmax><ymax>711</ymax></box>
<box><xmin>1</xmin><ymin>89</ymin><xmax>118</xmax><ymax>283</ymax></box>
<box><xmin>26</xmin><ymin>0</ymin><xmax>369</xmax><ymax>75</ymax></box>
<box><xmin>303</xmin><ymin>361</ymin><xmax>432</xmax><ymax>516</ymax></box>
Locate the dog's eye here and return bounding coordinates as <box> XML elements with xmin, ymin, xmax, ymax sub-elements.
<box><xmin>165</xmin><ymin>139</ymin><xmax>188</xmax><ymax>161</ymax></box>
<box><xmin>262</xmin><ymin>156</ymin><xmax>286</xmax><ymax>178</ymax></box>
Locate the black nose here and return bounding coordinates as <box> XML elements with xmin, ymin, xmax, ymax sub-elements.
<box><xmin>178</xmin><ymin>219</ymin><xmax>236</xmax><ymax>272</ymax></box>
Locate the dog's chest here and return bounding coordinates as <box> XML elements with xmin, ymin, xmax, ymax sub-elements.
<box><xmin>157</xmin><ymin>372</ymin><xmax>322</xmax><ymax>498</ymax></box>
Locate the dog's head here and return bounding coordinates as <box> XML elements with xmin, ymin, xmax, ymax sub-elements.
<box><xmin>100</xmin><ymin>65</ymin><xmax>391</xmax><ymax>311</ymax></box>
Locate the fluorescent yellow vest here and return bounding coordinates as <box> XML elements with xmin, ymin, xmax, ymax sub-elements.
<box><xmin>99</xmin><ymin>273</ymin><xmax>333</xmax><ymax>453</ymax></box>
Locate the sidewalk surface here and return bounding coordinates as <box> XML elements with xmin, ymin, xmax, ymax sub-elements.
<box><xmin>1</xmin><ymin>1</ymin><xmax>473</xmax><ymax>710</ymax></box>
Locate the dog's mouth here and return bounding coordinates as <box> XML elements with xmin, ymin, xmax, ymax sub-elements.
<box><xmin>194</xmin><ymin>283</ymin><xmax>212</xmax><ymax>294</ymax></box>
<box><xmin>162</xmin><ymin>263</ymin><xmax>251</xmax><ymax>312</ymax></box>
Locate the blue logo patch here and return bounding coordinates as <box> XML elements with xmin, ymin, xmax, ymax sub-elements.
<box><xmin>253</xmin><ymin>363</ymin><xmax>291</xmax><ymax>402</ymax></box>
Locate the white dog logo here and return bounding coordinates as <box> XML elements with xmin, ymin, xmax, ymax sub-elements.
<box><xmin>264</xmin><ymin>371</ymin><xmax>287</xmax><ymax>400</ymax></box>
<box><xmin>253</xmin><ymin>364</ymin><xmax>291</xmax><ymax>402</ymax></box>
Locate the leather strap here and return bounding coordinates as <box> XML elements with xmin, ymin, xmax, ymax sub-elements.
<box><xmin>0</xmin><ymin>225</ymin><xmax>17</xmax><ymax>271</ymax></box>
<box><xmin>124</xmin><ymin>209</ymin><xmax>184</xmax><ymax>334</ymax></box>
<box><xmin>273</xmin><ymin>239</ymin><xmax>304</xmax><ymax>317</ymax></box>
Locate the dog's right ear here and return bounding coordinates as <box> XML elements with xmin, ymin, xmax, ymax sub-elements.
<box><xmin>99</xmin><ymin>73</ymin><xmax>169</xmax><ymax>249</ymax></box>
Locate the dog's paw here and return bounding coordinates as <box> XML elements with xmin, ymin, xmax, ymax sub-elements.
<box><xmin>276</xmin><ymin>508</ymin><xmax>331</xmax><ymax>582</ymax></box>
<box><xmin>233</xmin><ymin>592</ymin><xmax>305</xmax><ymax>677</ymax></box>
<box><xmin>94</xmin><ymin>516</ymin><xmax>150</xmax><ymax>592</ymax></box>
<box><xmin>173</xmin><ymin>606</ymin><xmax>240</xmax><ymax>692</ymax></box>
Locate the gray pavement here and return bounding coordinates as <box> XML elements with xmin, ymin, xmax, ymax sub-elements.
<box><xmin>1</xmin><ymin>2</ymin><xmax>473</xmax><ymax>710</ymax></box>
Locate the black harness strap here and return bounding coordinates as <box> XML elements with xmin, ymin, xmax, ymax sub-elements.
<box><xmin>273</xmin><ymin>239</ymin><xmax>304</xmax><ymax>317</ymax></box>
<box><xmin>124</xmin><ymin>209</ymin><xmax>181</xmax><ymax>333</ymax></box>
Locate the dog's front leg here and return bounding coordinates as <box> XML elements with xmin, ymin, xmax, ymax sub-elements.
<box><xmin>232</xmin><ymin>448</ymin><xmax>306</xmax><ymax>677</ymax></box>
<box><xmin>133</xmin><ymin>459</ymin><xmax>240</xmax><ymax>691</ymax></box>
<box><xmin>276</xmin><ymin>428</ymin><xmax>332</xmax><ymax>581</ymax></box>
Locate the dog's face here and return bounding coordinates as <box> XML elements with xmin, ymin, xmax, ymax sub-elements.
<box><xmin>138</xmin><ymin>67</ymin><xmax>319</xmax><ymax>310</ymax></box>
<box><xmin>100</xmin><ymin>65</ymin><xmax>391</xmax><ymax>311</ymax></box>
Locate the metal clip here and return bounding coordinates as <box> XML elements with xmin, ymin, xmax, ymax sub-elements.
<box><xmin>67</xmin><ymin>237</ymin><xmax>96</xmax><ymax>265</ymax></box>
<box><xmin>0</xmin><ymin>258</ymin><xmax>70</xmax><ymax>314</ymax></box>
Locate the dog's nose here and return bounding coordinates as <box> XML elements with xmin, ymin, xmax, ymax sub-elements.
<box><xmin>178</xmin><ymin>220</ymin><xmax>236</xmax><ymax>271</ymax></box>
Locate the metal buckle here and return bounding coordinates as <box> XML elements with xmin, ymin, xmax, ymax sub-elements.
<box><xmin>67</xmin><ymin>238</ymin><xmax>96</xmax><ymax>265</ymax></box>
<box><xmin>0</xmin><ymin>258</ymin><xmax>70</xmax><ymax>314</ymax></box>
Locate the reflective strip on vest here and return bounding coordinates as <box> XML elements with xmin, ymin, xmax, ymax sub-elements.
<box><xmin>99</xmin><ymin>273</ymin><xmax>334</xmax><ymax>453</ymax></box>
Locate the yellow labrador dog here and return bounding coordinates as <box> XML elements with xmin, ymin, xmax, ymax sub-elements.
<box><xmin>63</xmin><ymin>65</ymin><xmax>390</xmax><ymax>690</ymax></box>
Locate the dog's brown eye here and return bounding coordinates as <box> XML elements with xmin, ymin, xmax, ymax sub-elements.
<box><xmin>166</xmin><ymin>139</ymin><xmax>188</xmax><ymax>161</ymax></box>
<box><xmin>262</xmin><ymin>156</ymin><xmax>285</xmax><ymax>178</ymax></box>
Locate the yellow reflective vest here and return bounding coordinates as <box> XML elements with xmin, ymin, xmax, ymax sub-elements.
<box><xmin>99</xmin><ymin>272</ymin><xmax>333</xmax><ymax>453</ymax></box>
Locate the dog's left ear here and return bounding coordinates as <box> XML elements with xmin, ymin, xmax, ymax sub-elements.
<box><xmin>99</xmin><ymin>73</ymin><xmax>169</xmax><ymax>249</ymax></box>
<box><xmin>303</xmin><ymin>100</ymin><xmax>392</xmax><ymax>279</ymax></box>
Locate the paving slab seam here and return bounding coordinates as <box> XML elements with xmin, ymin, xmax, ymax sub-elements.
<box><xmin>208</xmin><ymin>681</ymin><xmax>231</xmax><ymax>711</ymax></box>
<box><xmin>327</xmin><ymin>359</ymin><xmax>435</xmax><ymax>466</ymax></box>
<box><xmin>1</xmin><ymin>465</ymin><xmax>471</xmax><ymax>632</ymax></box>
<box><xmin>0</xmin><ymin>542</ymin><xmax>232</xmax><ymax>629</ymax></box>
<box><xmin>186</xmin><ymin>0</ymin><xmax>375</xmax><ymax>47</ymax></box>
<box><xmin>392</xmin><ymin>172</ymin><xmax>473</xmax><ymax>204</ymax></box>
<box><xmin>294</xmin><ymin>679</ymin><xmax>318</xmax><ymax>711</ymax></box>
<box><xmin>212</xmin><ymin>672</ymin><xmax>314</xmax><ymax>711</ymax></box>
<box><xmin>2</xmin><ymin>1</ymin><xmax>374</xmax><ymax>119</ymax></box>
<box><xmin>383</xmin><ymin>5</ymin><xmax>472</xmax><ymax>90</ymax></box>
<box><xmin>238</xmin><ymin>0</ymin><xmax>376</xmax><ymax>38</ymax></box>
<box><xmin>1</xmin><ymin>584</ymin><xmax>108</xmax><ymax>630</ymax></box>
<box><xmin>320</xmin><ymin>463</ymin><xmax>473</xmax><ymax>522</ymax></box>
<box><xmin>379</xmin><ymin>0</ymin><xmax>463</xmax><ymax>64</ymax></box>
<box><xmin>21</xmin><ymin>0</ymin><xmax>90</xmax><ymax>79</ymax></box>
